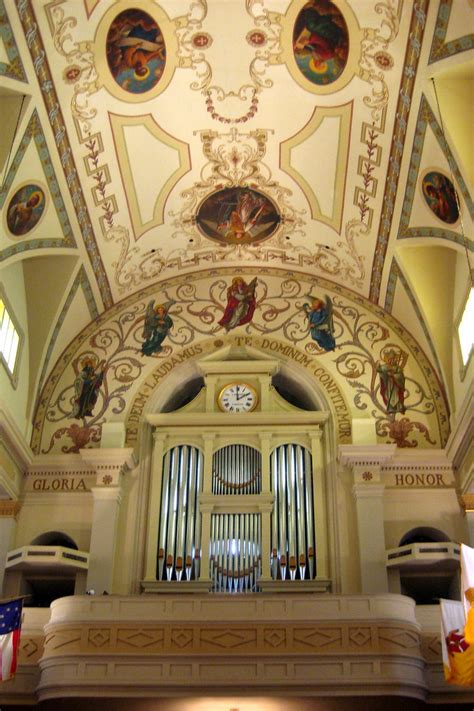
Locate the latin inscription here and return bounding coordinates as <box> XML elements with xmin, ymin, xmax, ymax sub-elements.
<box><xmin>28</xmin><ymin>477</ymin><xmax>91</xmax><ymax>492</ymax></box>
<box><xmin>394</xmin><ymin>473</ymin><xmax>448</xmax><ymax>487</ymax></box>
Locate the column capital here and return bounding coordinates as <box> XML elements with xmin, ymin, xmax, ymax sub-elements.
<box><xmin>258</xmin><ymin>432</ymin><xmax>272</xmax><ymax>443</ymax></box>
<box><xmin>338</xmin><ymin>444</ymin><xmax>396</xmax><ymax>469</ymax></box>
<box><xmin>80</xmin><ymin>448</ymin><xmax>136</xmax><ymax>487</ymax></box>
<box><xmin>0</xmin><ymin>500</ymin><xmax>21</xmax><ymax>518</ymax></box>
<box><xmin>153</xmin><ymin>431</ymin><xmax>168</xmax><ymax>443</ymax></box>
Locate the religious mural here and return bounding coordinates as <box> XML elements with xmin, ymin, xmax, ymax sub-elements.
<box><xmin>72</xmin><ymin>356</ymin><xmax>107</xmax><ymax>420</ymax></box>
<box><xmin>377</xmin><ymin>345</ymin><xmax>407</xmax><ymax>416</ymax></box>
<box><xmin>141</xmin><ymin>300</ymin><xmax>175</xmax><ymax>356</ymax></box>
<box><xmin>218</xmin><ymin>277</ymin><xmax>258</xmax><ymax>331</ymax></box>
<box><xmin>302</xmin><ymin>295</ymin><xmax>336</xmax><ymax>352</ymax></box>
<box><xmin>6</xmin><ymin>184</ymin><xmax>45</xmax><ymax>236</ymax></box>
<box><xmin>293</xmin><ymin>0</ymin><xmax>349</xmax><ymax>86</ymax></box>
<box><xmin>421</xmin><ymin>171</ymin><xmax>459</xmax><ymax>224</ymax></box>
<box><xmin>106</xmin><ymin>9</ymin><xmax>166</xmax><ymax>94</ymax></box>
<box><xmin>196</xmin><ymin>188</ymin><xmax>280</xmax><ymax>245</ymax></box>
<box><xmin>33</xmin><ymin>272</ymin><xmax>450</xmax><ymax>456</ymax></box>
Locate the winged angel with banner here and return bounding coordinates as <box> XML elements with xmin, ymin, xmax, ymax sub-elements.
<box><xmin>141</xmin><ymin>300</ymin><xmax>175</xmax><ymax>356</ymax></box>
<box><xmin>302</xmin><ymin>294</ymin><xmax>336</xmax><ymax>352</ymax></box>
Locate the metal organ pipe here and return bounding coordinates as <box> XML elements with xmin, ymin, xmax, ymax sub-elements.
<box><xmin>157</xmin><ymin>445</ymin><xmax>203</xmax><ymax>582</ymax></box>
<box><xmin>270</xmin><ymin>444</ymin><xmax>315</xmax><ymax>582</ymax></box>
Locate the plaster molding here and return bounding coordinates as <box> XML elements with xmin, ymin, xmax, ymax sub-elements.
<box><xmin>80</xmin><ymin>448</ymin><xmax>136</xmax><ymax>477</ymax></box>
<box><xmin>338</xmin><ymin>444</ymin><xmax>396</xmax><ymax>468</ymax></box>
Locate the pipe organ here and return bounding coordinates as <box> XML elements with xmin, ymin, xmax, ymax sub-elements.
<box><xmin>144</xmin><ymin>358</ymin><xmax>330</xmax><ymax>594</ymax></box>
<box><xmin>156</xmin><ymin>440</ymin><xmax>317</xmax><ymax>590</ymax></box>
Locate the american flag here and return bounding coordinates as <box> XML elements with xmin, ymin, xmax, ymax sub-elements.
<box><xmin>0</xmin><ymin>598</ymin><xmax>23</xmax><ymax>681</ymax></box>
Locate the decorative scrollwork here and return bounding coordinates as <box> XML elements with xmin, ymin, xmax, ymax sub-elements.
<box><xmin>176</xmin><ymin>0</ymin><xmax>281</xmax><ymax>123</ymax></box>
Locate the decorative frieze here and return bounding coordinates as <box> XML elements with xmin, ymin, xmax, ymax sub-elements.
<box><xmin>42</xmin><ymin>620</ymin><xmax>422</xmax><ymax>658</ymax></box>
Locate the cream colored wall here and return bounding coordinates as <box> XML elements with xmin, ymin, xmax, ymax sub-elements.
<box><xmin>451</xmin><ymin>252</ymin><xmax>473</xmax><ymax>416</ymax></box>
<box><xmin>383</xmin><ymin>489</ymin><xmax>467</xmax><ymax>548</ymax></box>
<box><xmin>15</xmin><ymin>493</ymin><xmax>93</xmax><ymax>551</ymax></box>
<box><xmin>334</xmin><ymin>467</ymin><xmax>361</xmax><ymax>594</ymax></box>
<box><xmin>113</xmin><ymin>465</ymin><xmax>141</xmax><ymax>594</ymax></box>
<box><xmin>0</xmin><ymin>261</ymin><xmax>30</xmax><ymax>437</ymax></box>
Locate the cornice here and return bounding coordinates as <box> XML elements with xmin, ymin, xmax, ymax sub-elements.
<box><xmin>338</xmin><ymin>444</ymin><xmax>396</xmax><ymax>468</ymax></box>
<box><xmin>79</xmin><ymin>448</ymin><xmax>136</xmax><ymax>472</ymax></box>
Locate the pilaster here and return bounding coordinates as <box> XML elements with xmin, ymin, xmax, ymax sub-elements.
<box><xmin>143</xmin><ymin>432</ymin><xmax>167</xmax><ymax>581</ymax></box>
<box><xmin>339</xmin><ymin>445</ymin><xmax>395</xmax><ymax>594</ymax></box>
<box><xmin>80</xmin><ymin>449</ymin><xmax>135</xmax><ymax>593</ymax></box>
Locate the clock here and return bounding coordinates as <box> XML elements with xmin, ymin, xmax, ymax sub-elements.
<box><xmin>217</xmin><ymin>382</ymin><xmax>258</xmax><ymax>413</ymax></box>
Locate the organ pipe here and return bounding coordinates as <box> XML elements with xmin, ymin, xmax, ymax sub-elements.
<box><xmin>157</xmin><ymin>445</ymin><xmax>203</xmax><ymax>582</ymax></box>
<box><xmin>270</xmin><ymin>444</ymin><xmax>315</xmax><ymax>581</ymax></box>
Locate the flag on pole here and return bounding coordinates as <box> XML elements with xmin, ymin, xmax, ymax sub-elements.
<box><xmin>461</xmin><ymin>542</ymin><xmax>474</xmax><ymax>645</ymax></box>
<box><xmin>440</xmin><ymin>543</ymin><xmax>474</xmax><ymax>687</ymax></box>
<box><xmin>0</xmin><ymin>598</ymin><xmax>23</xmax><ymax>682</ymax></box>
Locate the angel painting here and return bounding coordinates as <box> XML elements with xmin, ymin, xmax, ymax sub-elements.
<box><xmin>218</xmin><ymin>277</ymin><xmax>257</xmax><ymax>332</ymax></box>
<box><xmin>72</xmin><ymin>356</ymin><xmax>107</xmax><ymax>420</ymax></box>
<box><xmin>302</xmin><ymin>295</ymin><xmax>336</xmax><ymax>351</ymax></box>
<box><xmin>141</xmin><ymin>300</ymin><xmax>174</xmax><ymax>356</ymax></box>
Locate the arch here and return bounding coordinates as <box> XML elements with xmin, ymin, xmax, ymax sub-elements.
<box><xmin>30</xmin><ymin>530</ymin><xmax>78</xmax><ymax>549</ymax></box>
<box><xmin>399</xmin><ymin>526</ymin><xmax>450</xmax><ymax>546</ymax></box>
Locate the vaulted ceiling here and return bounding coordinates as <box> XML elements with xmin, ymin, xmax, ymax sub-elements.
<box><xmin>0</xmin><ymin>0</ymin><xmax>472</xmax><ymax>454</ymax></box>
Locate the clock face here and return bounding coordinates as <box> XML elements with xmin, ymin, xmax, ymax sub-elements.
<box><xmin>218</xmin><ymin>382</ymin><xmax>258</xmax><ymax>413</ymax></box>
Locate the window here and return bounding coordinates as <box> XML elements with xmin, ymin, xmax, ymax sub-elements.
<box><xmin>0</xmin><ymin>288</ymin><xmax>22</xmax><ymax>386</ymax></box>
<box><xmin>458</xmin><ymin>287</ymin><xmax>473</xmax><ymax>366</ymax></box>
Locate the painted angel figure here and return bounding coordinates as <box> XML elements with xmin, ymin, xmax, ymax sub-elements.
<box><xmin>218</xmin><ymin>277</ymin><xmax>257</xmax><ymax>331</ymax></box>
<box><xmin>302</xmin><ymin>295</ymin><xmax>336</xmax><ymax>352</ymax></box>
<box><xmin>72</xmin><ymin>356</ymin><xmax>107</xmax><ymax>419</ymax></box>
<box><xmin>377</xmin><ymin>346</ymin><xmax>407</xmax><ymax>416</ymax></box>
<box><xmin>141</xmin><ymin>300</ymin><xmax>175</xmax><ymax>356</ymax></box>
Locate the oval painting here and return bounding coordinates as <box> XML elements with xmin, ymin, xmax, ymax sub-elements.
<box><xmin>196</xmin><ymin>187</ymin><xmax>281</xmax><ymax>245</ymax></box>
<box><xmin>293</xmin><ymin>1</ymin><xmax>349</xmax><ymax>86</ymax></box>
<box><xmin>106</xmin><ymin>9</ymin><xmax>166</xmax><ymax>94</ymax></box>
<box><xmin>7</xmin><ymin>184</ymin><xmax>45</xmax><ymax>236</ymax></box>
<box><xmin>422</xmin><ymin>171</ymin><xmax>459</xmax><ymax>224</ymax></box>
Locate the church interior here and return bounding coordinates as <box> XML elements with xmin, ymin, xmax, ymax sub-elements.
<box><xmin>0</xmin><ymin>0</ymin><xmax>473</xmax><ymax>708</ymax></box>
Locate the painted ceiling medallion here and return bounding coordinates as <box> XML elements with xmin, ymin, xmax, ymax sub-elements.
<box><xmin>293</xmin><ymin>0</ymin><xmax>349</xmax><ymax>86</ymax></box>
<box><xmin>196</xmin><ymin>187</ymin><xmax>280</xmax><ymax>246</ymax></box>
<box><xmin>106</xmin><ymin>8</ymin><xmax>166</xmax><ymax>94</ymax></box>
<box><xmin>6</xmin><ymin>184</ymin><xmax>45</xmax><ymax>236</ymax></box>
<box><xmin>421</xmin><ymin>171</ymin><xmax>459</xmax><ymax>225</ymax></box>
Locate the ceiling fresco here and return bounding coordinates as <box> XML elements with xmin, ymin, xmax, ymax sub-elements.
<box><xmin>0</xmin><ymin>0</ymin><xmax>472</xmax><ymax>452</ymax></box>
